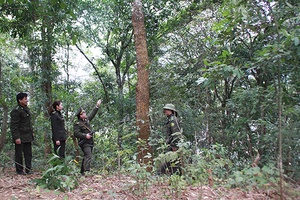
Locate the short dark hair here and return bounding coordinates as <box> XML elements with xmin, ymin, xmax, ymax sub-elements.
<box><xmin>16</xmin><ymin>92</ymin><xmax>28</xmax><ymax>103</ymax></box>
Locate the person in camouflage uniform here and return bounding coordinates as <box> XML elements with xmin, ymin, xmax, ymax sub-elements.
<box><xmin>74</xmin><ymin>99</ymin><xmax>101</xmax><ymax>174</ymax></box>
<box><xmin>158</xmin><ymin>103</ymin><xmax>182</xmax><ymax>175</ymax></box>
<box><xmin>10</xmin><ymin>92</ymin><xmax>34</xmax><ymax>175</ymax></box>
<box><xmin>164</xmin><ymin>104</ymin><xmax>181</xmax><ymax>151</ymax></box>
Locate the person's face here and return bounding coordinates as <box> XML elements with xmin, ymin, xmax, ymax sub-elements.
<box><xmin>163</xmin><ymin>109</ymin><xmax>172</xmax><ymax>116</ymax></box>
<box><xmin>56</xmin><ymin>102</ymin><xmax>63</xmax><ymax>111</ymax></box>
<box><xmin>80</xmin><ymin>110</ymin><xmax>87</xmax><ymax>119</ymax></box>
<box><xmin>19</xmin><ymin>97</ymin><xmax>28</xmax><ymax>107</ymax></box>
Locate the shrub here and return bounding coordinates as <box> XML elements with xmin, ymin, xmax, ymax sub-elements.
<box><xmin>227</xmin><ymin>163</ymin><xmax>279</xmax><ymax>190</ymax></box>
<box><xmin>33</xmin><ymin>154</ymin><xmax>79</xmax><ymax>192</ymax></box>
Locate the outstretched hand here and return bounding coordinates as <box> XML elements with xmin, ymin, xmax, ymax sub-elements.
<box><xmin>96</xmin><ymin>99</ymin><xmax>102</xmax><ymax>107</ymax></box>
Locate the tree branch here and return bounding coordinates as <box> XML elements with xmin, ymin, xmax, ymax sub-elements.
<box><xmin>75</xmin><ymin>44</ymin><xmax>110</xmax><ymax>112</ymax></box>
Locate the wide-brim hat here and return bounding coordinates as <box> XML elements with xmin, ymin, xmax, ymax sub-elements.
<box><xmin>163</xmin><ymin>103</ymin><xmax>177</xmax><ymax>112</ymax></box>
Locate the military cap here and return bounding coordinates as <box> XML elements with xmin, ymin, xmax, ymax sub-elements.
<box><xmin>75</xmin><ymin>107</ymin><xmax>85</xmax><ymax>117</ymax></box>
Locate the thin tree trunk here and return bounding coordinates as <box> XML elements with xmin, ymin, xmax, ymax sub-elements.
<box><xmin>65</xmin><ymin>43</ymin><xmax>80</xmax><ymax>162</ymax></box>
<box><xmin>0</xmin><ymin>59</ymin><xmax>8</xmax><ymax>152</ymax></box>
<box><xmin>268</xmin><ymin>2</ymin><xmax>284</xmax><ymax>198</ymax></box>
<box><xmin>132</xmin><ymin>0</ymin><xmax>152</xmax><ymax>171</ymax></box>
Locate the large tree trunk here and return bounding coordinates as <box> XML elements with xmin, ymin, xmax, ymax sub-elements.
<box><xmin>132</xmin><ymin>0</ymin><xmax>152</xmax><ymax>170</ymax></box>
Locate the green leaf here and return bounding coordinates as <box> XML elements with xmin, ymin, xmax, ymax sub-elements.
<box><xmin>203</xmin><ymin>59</ymin><xmax>210</xmax><ymax>66</ymax></box>
<box><xmin>294</xmin><ymin>37</ymin><xmax>299</xmax><ymax>46</ymax></box>
<box><xmin>222</xmin><ymin>9</ymin><xmax>231</xmax><ymax>17</ymax></box>
<box><xmin>221</xmin><ymin>50</ymin><xmax>230</xmax><ymax>58</ymax></box>
<box><xmin>281</xmin><ymin>29</ymin><xmax>290</xmax><ymax>37</ymax></box>
<box><xmin>60</xmin><ymin>2</ymin><xmax>67</xmax><ymax>9</ymax></box>
<box><xmin>236</xmin><ymin>176</ymin><xmax>244</xmax><ymax>183</ymax></box>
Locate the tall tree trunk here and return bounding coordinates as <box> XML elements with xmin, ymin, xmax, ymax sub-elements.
<box><xmin>0</xmin><ymin>58</ymin><xmax>8</xmax><ymax>152</ymax></box>
<box><xmin>41</xmin><ymin>19</ymin><xmax>53</xmax><ymax>158</ymax></box>
<box><xmin>132</xmin><ymin>0</ymin><xmax>152</xmax><ymax>170</ymax></box>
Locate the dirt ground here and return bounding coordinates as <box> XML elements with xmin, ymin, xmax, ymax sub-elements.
<box><xmin>0</xmin><ymin>168</ymin><xmax>299</xmax><ymax>200</ymax></box>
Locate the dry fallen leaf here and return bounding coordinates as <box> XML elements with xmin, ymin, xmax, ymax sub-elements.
<box><xmin>0</xmin><ymin>168</ymin><xmax>298</xmax><ymax>200</ymax></box>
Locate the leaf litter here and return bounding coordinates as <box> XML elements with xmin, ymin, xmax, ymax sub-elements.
<box><xmin>0</xmin><ymin>168</ymin><xmax>299</xmax><ymax>200</ymax></box>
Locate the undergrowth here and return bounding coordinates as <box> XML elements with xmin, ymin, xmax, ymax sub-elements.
<box><xmin>32</xmin><ymin>154</ymin><xmax>80</xmax><ymax>192</ymax></box>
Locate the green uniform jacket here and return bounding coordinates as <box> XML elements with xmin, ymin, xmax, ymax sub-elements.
<box><xmin>10</xmin><ymin>104</ymin><xmax>34</xmax><ymax>143</ymax></box>
<box><xmin>166</xmin><ymin>114</ymin><xmax>181</xmax><ymax>149</ymax></box>
<box><xmin>73</xmin><ymin>107</ymin><xmax>99</xmax><ymax>146</ymax></box>
<box><xmin>51</xmin><ymin>111</ymin><xmax>67</xmax><ymax>142</ymax></box>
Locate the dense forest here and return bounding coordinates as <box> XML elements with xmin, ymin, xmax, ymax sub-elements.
<box><xmin>0</xmin><ymin>0</ymin><xmax>299</xmax><ymax>199</ymax></box>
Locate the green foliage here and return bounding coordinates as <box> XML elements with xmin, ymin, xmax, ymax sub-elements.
<box><xmin>169</xmin><ymin>174</ymin><xmax>187</xmax><ymax>198</ymax></box>
<box><xmin>185</xmin><ymin>144</ymin><xmax>233</xmax><ymax>185</ymax></box>
<box><xmin>126</xmin><ymin>159</ymin><xmax>152</xmax><ymax>197</ymax></box>
<box><xmin>92</xmin><ymin>129</ymin><xmax>122</xmax><ymax>173</ymax></box>
<box><xmin>227</xmin><ymin>164</ymin><xmax>279</xmax><ymax>190</ymax></box>
<box><xmin>281</xmin><ymin>105</ymin><xmax>300</xmax><ymax>181</ymax></box>
<box><xmin>33</xmin><ymin>154</ymin><xmax>79</xmax><ymax>192</ymax></box>
<box><xmin>92</xmin><ymin>123</ymin><xmax>137</xmax><ymax>173</ymax></box>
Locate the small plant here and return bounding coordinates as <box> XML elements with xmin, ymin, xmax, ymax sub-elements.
<box><xmin>169</xmin><ymin>174</ymin><xmax>187</xmax><ymax>198</ymax></box>
<box><xmin>126</xmin><ymin>153</ymin><xmax>152</xmax><ymax>197</ymax></box>
<box><xmin>184</xmin><ymin>143</ymin><xmax>233</xmax><ymax>185</ymax></box>
<box><xmin>33</xmin><ymin>154</ymin><xmax>79</xmax><ymax>192</ymax></box>
<box><xmin>227</xmin><ymin>163</ymin><xmax>279</xmax><ymax>190</ymax></box>
<box><xmin>126</xmin><ymin>138</ymin><xmax>153</xmax><ymax>198</ymax></box>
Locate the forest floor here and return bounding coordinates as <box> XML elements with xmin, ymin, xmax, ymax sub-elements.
<box><xmin>0</xmin><ymin>168</ymin><xmax>299</xmax><ymax>200</ymax></box>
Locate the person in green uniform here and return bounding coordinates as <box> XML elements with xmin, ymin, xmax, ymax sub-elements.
<box><xmin>158</xmin><ymin>103</ymin><xmax>182</xmax><ymax>175</ymax></box>
<box><xmin>10</xmin><ymin>92</ymin><xmax>34</xmax><ymax>175</ymax></box>
<box><xmin>74</xmin><ymin>99</ymin><xmax>101</xmax><ymax>174</ymax></box>
<box><xmin>163</xmin><ymin>104</ymin><xmax>181</xmax><ymax>152</ymax></box>
<box><xmin>50</xmin><ymin>100</ymin><xmax>67</xmax><ymax>158</ymax></box>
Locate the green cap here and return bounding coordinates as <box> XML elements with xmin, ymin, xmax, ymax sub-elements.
<box><xmin>75</xmin><ymin>107</ymin><xmax>84</xmax><ymax>117</ymax></box>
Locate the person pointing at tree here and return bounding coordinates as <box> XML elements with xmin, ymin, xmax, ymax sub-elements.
<box><xmin>74</xmin><ymin>99</ymin><xmax>101</xmax><ymax>174</ymax></box>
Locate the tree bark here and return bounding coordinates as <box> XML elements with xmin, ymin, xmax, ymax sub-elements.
<box><xmin>41</xmin><ymin>18</ymin><xmax>53</xmax><ymax>158</ymax></box>
<box><xmin>132</xmin><ymin>0</ymin><xmax>152</xmax><ymax>170</ymax></box>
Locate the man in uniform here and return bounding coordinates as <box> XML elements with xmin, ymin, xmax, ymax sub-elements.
<box><xmin>10</xmin><ymin>92</ymin><xmax>34</xmax><ymax>175</ymax></box>
<box><xmin>158</xmin><ymin>103</ymin><xmax>183</xmax><ymax>175</ymax></box>
<box><xmin>163</xmin><ymin>104</ymin><xmax>181</xmax><ymax>151</ymax></box>
<box><xmin>74</xmin><ymin>99</ymin><xmax>101</xmax><ymax>174</ymax></box>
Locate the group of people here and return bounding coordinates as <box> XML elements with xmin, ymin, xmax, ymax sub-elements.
<box><xmin>10</xmin><ymin>92</ymin><xmax>182</xmax><ymax>176</ymax></box>
<box><xmin>10</xmin><ymin>92</ymin><xmax>101</xmax><ymax>175</ymax></box>
<box><xmin>49</xmin><ymin>99</ymin><xmax>101</xmax><ymax>175</ymax></box>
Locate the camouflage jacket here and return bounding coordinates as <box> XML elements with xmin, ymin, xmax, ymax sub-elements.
<box><xmin>73</xmin><ymin>107</ymin><xmax>99</xmax><ymax>146</ymax></box>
